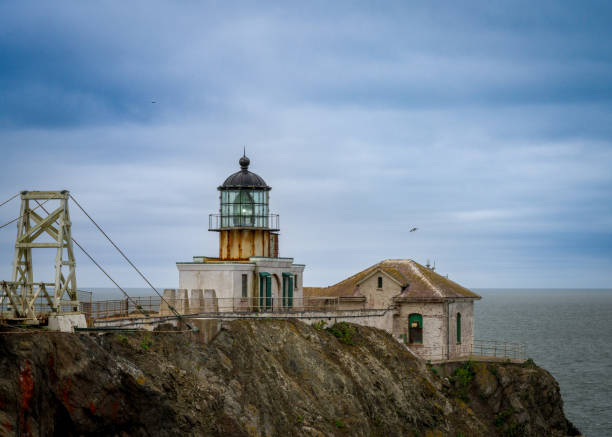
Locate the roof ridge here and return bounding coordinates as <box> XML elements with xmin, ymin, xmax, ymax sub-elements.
<box><xmin>405</xmin><ymin>260</ymin><xmax>444</xmax><ymax>298</ymax></box>
<box><xmin>326</xmin><ymin>261</ymin><xmax>381</xmax><ymax>288</ymax></box>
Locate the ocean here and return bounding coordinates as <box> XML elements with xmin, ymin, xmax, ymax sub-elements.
<box><xmin>86</xmin><ymin>287</ymin><xmax>612</xmax><ymax>436</ymax></box>
<box><xmin>475</xmin><ymin>289</ymin><xmax>612</xmax><ymax>437</ymax></box>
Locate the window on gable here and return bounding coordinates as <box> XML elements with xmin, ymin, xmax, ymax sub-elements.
<box><xmin>377</xmin><ymin>276</ymin><xmax>383</xmax><ymax>288</ymax></box>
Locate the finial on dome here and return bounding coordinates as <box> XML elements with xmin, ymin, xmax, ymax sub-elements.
<box><xmin>239</xmin><ymin>150</ymin><xmax>250</xmax><ymax>171</ymax></box>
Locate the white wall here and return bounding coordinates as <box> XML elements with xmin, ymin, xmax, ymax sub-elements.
<box><xmin>177</xmin><ymin>263</ymin><xmax>254</xmax><ymax>301</ymax></box>
<box><xmin>177</xmin><ymin>257</ymin><xmax>305</xmax><ymax>311</ymax></box>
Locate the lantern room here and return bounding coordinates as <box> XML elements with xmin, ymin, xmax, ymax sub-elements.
<box><xmin>209</xmin><ymin>155</ymin><xmax>280</xmax><ymax>260</ymax></box>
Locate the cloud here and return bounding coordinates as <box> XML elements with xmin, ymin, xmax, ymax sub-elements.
<box><xmin>0</xmin><ymin>1</ymin><xmax>611</xmax><ymax>289</ymax></box>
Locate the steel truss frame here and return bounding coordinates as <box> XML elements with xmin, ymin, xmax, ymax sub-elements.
<box><xmin>0</xmin><ymin>191</ymin><xmax>78</xmax><ymax>322</ymax></box>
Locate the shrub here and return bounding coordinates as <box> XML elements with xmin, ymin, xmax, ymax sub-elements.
<box><xmin>494</xmin><ymin>408</ymin><xmax>513</xmax><ymax>427</ymax></box>
<box><xmin>140</xmin><ymin>336</ymin><xmax>153</xmax><ymax>351</ymax></box>
<box><xmin>312</xmin><ymin>320</ymin><xmax>327</xmax><ymax>330</ymax></box>
<box><xmin>451</xmin><ymin>361</ymin><xmax>475</xmax><ymax>401</ymax></box>
<box><xmin>521</xmin><ymin>358</ymin><xmax>536</xmax><ymax>368</ymax></box>
<box><xmin>334</xmin><ymin>419</ymin><xmax>345</xmax><ymax>429</ymax></box>
<box><xmin>326</xmin><ymin>322</ymin><xmax>356</xmax><ymax>345</ymax></box>
<box><xmin>494</xmin><ymin>408</ymin><xmax>523</xmax><ymax>437</ymax></box>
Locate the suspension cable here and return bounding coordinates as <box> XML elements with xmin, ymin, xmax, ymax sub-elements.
<box><xmin>71</xmin><ymin>238</ymin><xmax>149</xmax><ymax>318</ymax></box>
<box><xmin>0</xmin><ymin>200</ymin><xmax>49</xmax><ymax>230</ymax></box>
<box><xmin>33</xmin><ymin>200</ymin><xmax>149</xmax><ymax>319</ymax></box>
<box><xmin>68</xmin><ymin>194</ymin><xmax>192</xmax><ymax>329</ymax></box>
<box><xmin>0</xmin><ymin>193</ymin><xmax>19</xmax><ymax>209</ymax></box>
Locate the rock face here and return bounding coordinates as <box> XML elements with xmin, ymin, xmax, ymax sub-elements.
<box><xmin>434</xmin><ymin>361</ymin><xmax>581</xmax><ymax>437</ymax></box>
<box><xmin>0</xmin><ymin>320</ymin><xmax>580</xmax><ymax>436</ymax></box>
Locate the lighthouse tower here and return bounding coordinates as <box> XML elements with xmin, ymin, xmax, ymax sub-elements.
<box><xmin>176</xmin><ymin>154</ymin><xmax>304</xmax><ymax>311</ymax></box>
<box><xmin>212</xmin><ymin>154</ymin><xmax>279</xmax><ymax>260</ymax></box>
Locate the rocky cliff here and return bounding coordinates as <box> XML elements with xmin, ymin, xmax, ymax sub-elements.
<box><xmin>0</xmin><ymin>320</ymin><xmax>580</xmax><ymax>437</ymax></box>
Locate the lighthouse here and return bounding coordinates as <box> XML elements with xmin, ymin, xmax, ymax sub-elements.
<box><xmin>176</xmin><ymin>154</ymin><xmax>304</xmax><ymax>311</ymax></box>
<box><xmin>212</xmin><ymin>154</ymin><xmax>279</xmax><ymax>260</ymax></box>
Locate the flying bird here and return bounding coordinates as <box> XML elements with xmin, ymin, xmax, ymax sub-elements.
<box><xmin>409</xmin><ymin>227</ymin><xmax>418</xmax><ymax>232</ymax></box>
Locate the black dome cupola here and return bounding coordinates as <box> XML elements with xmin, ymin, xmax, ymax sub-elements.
<box><xmin>210</xmin><ymin>154</ymin><xmax>279</xmax><ymax>236</ymax></box>
<box><xmin>219</xmin><ymin>155</ymin><xmax>271</xmax><ymax>191</ymax></box>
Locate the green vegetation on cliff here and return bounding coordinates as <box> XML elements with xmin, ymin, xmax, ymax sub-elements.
<box><xmin>0</xmin><ymin>321</ymin><xmax>580</xmax><ymax>436</ymax></box>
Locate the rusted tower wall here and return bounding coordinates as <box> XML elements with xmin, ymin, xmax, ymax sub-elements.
<box><xmin>219</xmin><ymin>229</ymin><xmax>279</xmax><ymax>260</ymax></box>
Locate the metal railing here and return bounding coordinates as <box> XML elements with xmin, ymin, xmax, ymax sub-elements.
<box><xmin>84</xmin><ymin>296</ymin><xmax>343</xmax><ymax>321</ymax></box>
<box><xmin>208</xmin><ymin>214</ymin><xmax>279</xmax><ymax>231</ymax></box>
<box><xmin>472</xmin><ymin>339</ymin><xmax>526</xmax><ymax>360</ymax></box>
<box><xmin>399</xmin><ymin>338</ymin><xmax>526</xmax><ymax>362</ymax></box>
<box><xmin>0</xmin><ymin>288</ymin><xmax>93</xmax><ymax>320</ymax></box>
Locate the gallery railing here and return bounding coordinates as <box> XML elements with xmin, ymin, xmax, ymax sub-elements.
<box><xmin>400</xmin><ymin>339</ymin><xmax>526</xmax><ymax>362</ymax></box>
<box><xmin>82</xmin><ymin>296</ymin><xmax>344</xmax><ymax>321</ymax></box>
<box><xmin>472</xmin><ymin>339</ymin><xmax>526</xmax><ymax>360</ymax></box>
<box><xmin>208</xmin><ymin>214</ymin><xmax>280</xmax><ymax>231</ymax></box>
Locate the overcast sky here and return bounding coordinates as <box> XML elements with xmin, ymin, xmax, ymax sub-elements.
<box><xmin>0</xmin><ymin>1</ymin><xmax>611</xmax><ymax>292</ymax></box>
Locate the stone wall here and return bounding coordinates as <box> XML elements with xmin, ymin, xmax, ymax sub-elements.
<box><xmin>396</xmin><ymin>302</ymin><xmax>446</xmax><ymax>360</ymax></box>
<box><xmin>448</xmin><ymin>300</ymin><xmax>474</xmax><ymax>358</ymax></box>
<box><xmin>356</xmin><ymin>272</ymin><xmax>403</xmax><ymax>309</ymax></box>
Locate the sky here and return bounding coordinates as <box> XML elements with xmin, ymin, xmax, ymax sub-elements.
<box><xmin>0</xmin><ymin>1</ymin><xmax>611</xmax><ymax>291</ymax></box>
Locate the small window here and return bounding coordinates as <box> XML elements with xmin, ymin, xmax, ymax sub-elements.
<box><xmin>294</xmin><ymin>274</ymin><xmax>298</xmax><ymax>289</ymax></box>
<box><xmin>409</xmin><ymin>313</ymin><xmax>423</xmax><ymax>344</ymax></box>
<box><xmin>377</xmin><ymin>276</ymin><xmax>383</xmax><ymax>288</ymax></box>
<box><xmin>241</xmin><ymin>274</ymin><xmax>248</xmax><ymax>298</ymax></box>
<box><xmin>456</xmin><ymin>313</ymin><xmax>462</xmax><ymax>344</ymax></box>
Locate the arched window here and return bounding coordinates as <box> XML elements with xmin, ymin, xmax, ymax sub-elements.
<box><xmin>456</xmin><ymin>312</ymin><xmax>462</xmax><ymax>344</ymax></box>
<box><xmin>377</xmin><ymin>276</ymin><xmax>383</xmax><ymax>288</ymax></box>
<box><xmin>408</xmin><ymin>313</ymin><xmax>423</xmax><ymax>344</ymax></box>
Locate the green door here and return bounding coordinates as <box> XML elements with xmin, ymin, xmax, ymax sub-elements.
<box><xmin>266</xmin><ymin>276</ymin><xmax>272</xmax><ymax>309</ymax></box>
<box><xmin>259</xmin><ymin>272</ymin><xmax>271</xmax><ymax>310</ymax></box>
<box><xmin>282</xmin><ymin>273</ymin><xmax>294</xmax><ymax>308</ymax></box>
<box><xmin>408</xmin><ymin>313</ymin><xmax>423</xmax><ymax>344</ymax></box>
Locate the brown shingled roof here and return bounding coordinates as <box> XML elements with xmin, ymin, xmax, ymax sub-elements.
<box><xmin>304</xmin><ymin>259</ymin><xmax>480</xmax><ymax>300</ymax></box>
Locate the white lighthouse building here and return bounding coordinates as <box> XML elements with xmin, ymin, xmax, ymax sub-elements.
<box><xmin>176</xmin><ymin>155</ymin><xmax>305</xmax><ymax>311</ymax></box>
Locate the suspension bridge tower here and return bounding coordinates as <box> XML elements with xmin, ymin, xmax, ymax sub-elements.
<box><xmin>0</xmin><ymin>191</ymin><xmax>86</xmax><ymax>329</ymax></box>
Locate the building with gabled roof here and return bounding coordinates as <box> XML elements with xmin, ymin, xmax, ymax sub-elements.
<box><xmin>304</xmin><ymin>259</ymin><xmax>481</xmax><ymax>360</ymax></box>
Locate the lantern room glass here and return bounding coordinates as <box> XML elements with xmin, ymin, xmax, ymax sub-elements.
<box><xmin>220</xmin><ymin>189</ymin><xmax>269</xmax><ymax>228</ymax></box>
